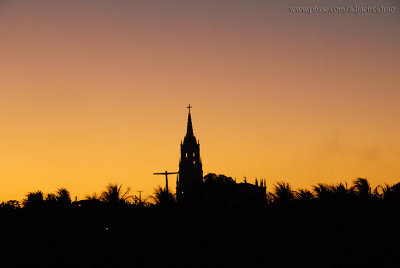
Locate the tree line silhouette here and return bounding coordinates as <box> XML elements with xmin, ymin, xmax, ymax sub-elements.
<box><xmin>1</xmin><ymin>175</ymin><xmax>400</xmax><ymax>268</ymax></box>
<box><xmin>3</xmin><ymin>176</ymin><xmax>399</xmax><ymax>210</ymax></box>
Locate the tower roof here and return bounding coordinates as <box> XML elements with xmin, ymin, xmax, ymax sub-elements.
<box><xmin>186</xmin><ymin>111</ymin><xmax>194</xmax><ymax>137</ymax></box>
<box><xmin>185</xmin><ymin>104</ymin><xmax>194</xmax><ymax>138</ymax></box>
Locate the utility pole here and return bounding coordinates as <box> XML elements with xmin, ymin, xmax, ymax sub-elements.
<box><xmin>153</xmin><ymin>170</ymin><xmax>178</xmax><ymax>193</ymax></box>
<box><xmin>137</xmin><ymin>190</ymin><xmax>143</xmax><ymax>204</ymax></box>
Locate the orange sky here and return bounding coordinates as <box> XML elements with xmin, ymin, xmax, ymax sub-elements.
<box><xmin>0</xmin><ymin>0</ymin><xmax>399</xmax><ymax>201</ymax></box>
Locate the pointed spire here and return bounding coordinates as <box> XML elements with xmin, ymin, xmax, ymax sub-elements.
<box><xmin>186</xmin><ymin>104</ymin><xmax>194</xmax><ymax>137</ymax></box>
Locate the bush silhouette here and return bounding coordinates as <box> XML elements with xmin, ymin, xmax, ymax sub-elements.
<box><xmin>22</xmin><ymin>190</ymin><xmax>44</xmax><ymax>209</ymax></box>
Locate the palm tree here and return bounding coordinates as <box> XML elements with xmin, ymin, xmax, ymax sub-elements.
<box><xmin>313</xmin><ymin>183</ymin><xmax>333</xmax><ymax>201</ymax></box>
<box><xmin>56</xmin><ymin>188</ymin><xmax>71</xmax><ymax>206</ymax></box>
<box><xmin>45</xmin><ymin>193</ymin><xmax>57</xmax><ymax>202</ymax></box>
<box><xmin>151</xmin><ymin>186</ymin><xmax>175</xmax><ymax>207</ymax></box>
<box><xmin>272</xmin><ymin>182</ymin><xmax>294</xmax><ymax>206</ymax></box>
<box><xmin>296</xmin><ymin>189</ymin><xmax>314</xmax><ymax>201</ymax></box>
<box><xmin>330</xmin><ymin>182</ymin><xmax>356</xmax><ymax>203</ymax></box>
<box><xmin>353</xmin><ymin>178</ymin><xmax>371</xmax><ymax>200</ymax></box>
<box><xmin>100</xmin><ymin>183</ymin><xmax>131</xmax><ymax>206</ymax></box>
<box><xmin>374</xmin><ymin>183</ymin><xmax>395</xmax><ymax>200</ymax></box>
<box><xmin>79</xmin><ymin>193</ymin><xmax>102</xmax><ymax>208</ymax></box>
<box><xmin>85</xmin><ymin>193</ymin><xmax>100</xmax><ymax>201</ymax></box>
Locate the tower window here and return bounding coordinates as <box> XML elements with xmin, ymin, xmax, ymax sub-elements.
<box><xmin>193</xmin><ymin>160</ymin><xmax>195</xmax><ymax>164</ymax></box>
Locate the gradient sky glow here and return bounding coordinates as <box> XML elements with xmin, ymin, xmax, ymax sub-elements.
<box><xmin>0</xmin><ymin>0</ymin><xmax>399</xmax><ymax>201</ymax></box>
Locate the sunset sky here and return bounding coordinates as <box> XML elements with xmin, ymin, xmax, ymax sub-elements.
<box><xmin>0</xmin><ymin>0</ymin><xmax>399</xmax><ymax>201</ymax></box>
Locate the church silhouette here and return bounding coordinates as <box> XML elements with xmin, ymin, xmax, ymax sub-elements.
<box><xmin>174</xmin><ymin>105</ymin><xmax>266</xmax><ymax>207</ymax></box>
<box><xmin>176</xmin><ymin>105</ymin><xmax>203</xmax><ymax>203</ymax></box>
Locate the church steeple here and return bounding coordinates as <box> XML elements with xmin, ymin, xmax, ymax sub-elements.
<box><xmin>177</xmin><ymin>104</ymin><xmax>203</xmax><ymax>203</ymax></box>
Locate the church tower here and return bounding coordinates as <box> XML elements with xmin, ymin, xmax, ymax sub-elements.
<box><xmin>177</xmin><ymin>105</ymin><xmax>203</xmax><ymax>202</ymax></box>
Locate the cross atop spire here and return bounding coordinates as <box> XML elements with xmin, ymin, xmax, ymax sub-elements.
<box><xmin>186</xmin><ymin>105</ymin><xmax>194</xmax><ymax>137</ymax></box>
